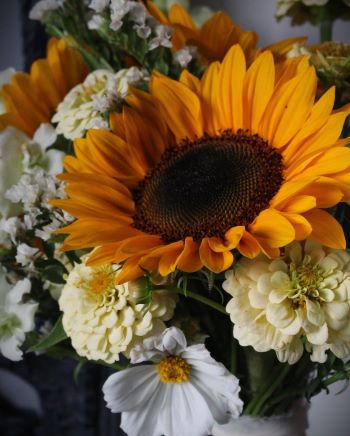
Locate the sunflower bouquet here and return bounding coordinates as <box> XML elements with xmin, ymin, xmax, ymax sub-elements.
<box><xmin>1</xmin><ymin>1</ymin><xmax>350</xmax><ymax>435</ymax></box>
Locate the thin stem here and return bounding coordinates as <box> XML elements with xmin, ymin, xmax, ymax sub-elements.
<box><xmin>319</xmin><ymin>19</ymin><xmax>333</xmax><ymax>42</ymax></box>
<box><xmin>154</xmin><ymin>285</ymin><xmax>228</xmax><ymax>315</ymax></box>
<box><xmin>230</xmin><ymin>336</ymin><xmax>238</xmax><ymax>374</ymax></box>
<box><xmin>323</xmin><ymin>364</ymin><xmax>350</xmax><ymax>387</ymax></box>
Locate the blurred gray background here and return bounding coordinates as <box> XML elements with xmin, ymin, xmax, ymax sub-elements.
<box><xmin>0</xmin><ymin>0</ymin><xmax>349</xmax><ymax>435</ymax></box>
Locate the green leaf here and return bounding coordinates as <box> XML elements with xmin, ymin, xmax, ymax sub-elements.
<box><xmin>29</xmin><ymin>315</ymin><xmax>67</xmax><ymax>352</ymax></box>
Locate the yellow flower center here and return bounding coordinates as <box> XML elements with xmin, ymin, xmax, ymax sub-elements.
<box><xmin>133</xmin><ymin>130</ymin><xmax>284</xmax><ymax>242</ymax></box>
<box><xmin>79</xmin><ymin>265</ymin><xmax>116</xmax><ymax>299</ymax></box>
<box><xmin>290</xmin><ymin>262</ymin><xmax>323</xmax><ymax>306</ymax></box>
<box><xmin>157</xmin><ymin>355</ymin><xmax>191</xmax><ymax>384</ymax></box>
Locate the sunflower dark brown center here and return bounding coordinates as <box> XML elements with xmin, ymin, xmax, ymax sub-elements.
<box><xmin>132</xmin><ymin>130</ymin><xmax>284</xmax><ymax>242</ymax></box>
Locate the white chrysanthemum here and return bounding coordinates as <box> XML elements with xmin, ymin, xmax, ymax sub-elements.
<box><xmin>59</xmin><ymin>260</ymin><xmax>177</xmax><ymax>363</ymax></box>
<box><xmin>52</xmin><ymin>68</ymin><xmax>146</xmax><ymax>139</ymax></box>
<box><xmin>103</xmin><ymin>327</ymin><xmax>243</xmax><ymax>436</ymax></box>
<box><xmin>0</xmin><ymin>270</ymin><xmax>37</xmax><ymax>361</ymax></box>
<box><xmin>224</xmin><ymin>241</ymin><xmax>350</xmax><ymax>364</ymax></box>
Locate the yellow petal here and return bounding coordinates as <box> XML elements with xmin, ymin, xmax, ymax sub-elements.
<box><xmin>303</xmin><ymin>209</ymin><xmax>346</xmax><ymax>249</ymax></box>
<box><xmin>199</xmin><ymin>238</ymin><xmax>234</xmax><ymax>273</ymax></box>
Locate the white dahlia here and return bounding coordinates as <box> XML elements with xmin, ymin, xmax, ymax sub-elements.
<box><xmin>103</xmin><ymin>327</ymin><xmax>243</xmax><ymax>436</ymax></box>
<box><xmin>224</xmin><ymin>241</ymin><xmax>350</xmax><ymax>364</ymax></box>
<box><xmin>59</xmin><ymin>260</ymin><xmax>177</xmax><ymax>363</ymax></box>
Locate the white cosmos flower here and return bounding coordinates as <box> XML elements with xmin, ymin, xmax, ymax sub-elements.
<box><xmin>224</xmin><ymin>241</ymin><xmax>350</xmax><ymax>364</ymax></box>
<box><xmin>103</xmin><ymin>327</ymin><xmax>243</xmax><ymax>436</ymax></box>
<box><xmin>0</xmin><ymin>270</ymin><xmax>37</xmax><ymax>361</ymax></box>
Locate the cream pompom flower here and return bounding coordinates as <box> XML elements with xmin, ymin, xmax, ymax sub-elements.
<box><xmin>59</xmin><ymin>259</ymin><xmax>177</xmax><ymax>363</ymax></box>
<box><xmin>103</xmin><ymin>327</ymin><xmax>243</xmax><ymax>436</ymax></box>
<box><xmin>224</xmin><ymin>241</ymin><xmax>350</xmax><ymax>364</ymax></box>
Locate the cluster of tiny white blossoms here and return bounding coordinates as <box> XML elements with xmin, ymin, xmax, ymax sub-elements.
<box><xmin>224</xmin><ymin>241</ymin><xmax>350</xmax><ymax>364</ymax></box>
<box><xmin>88</xmin><ymin>0</ymin><xmax>173</xmax><ymax>50</ymax></box>
<box><xmin>59</xmin><ymin>258</ymin><xmax>177</xmax><ymax>363</ymax></box>
<box><xmin>52</xmin><ymin>67</ymin><xmax>148</xmax><ymax>140</ymax></box>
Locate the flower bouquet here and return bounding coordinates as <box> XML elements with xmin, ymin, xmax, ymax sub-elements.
<box><xmin>1</xmin><ymin>1</ymin><xmax>350</xmax><ymax>435</ymax></box>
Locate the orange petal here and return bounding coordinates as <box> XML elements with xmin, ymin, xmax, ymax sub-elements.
<box><xmin>177</xmin><ymin>237</ymin><xmax>203</xmax><ymax>272</ymax></box>
<box><xmin>237</xmin><ymin>231</ymin><xmax>261</xmax><ymax>259</ymax></box>
<box><xmin>208</xmin><ymin>226</ymin><xmax>245</xmax><ymax>252</ymax></box>
<box><xmin>303</xmin><ymin>209</ymin><xmax>346</xmax><ymax>249</ymax></box>
<box><xmin>249</xmin><ymin>209</ymin><xmax>295</xmax><ymax>248</ymax></box>
<box><xmin>199</xmin><ymin>238</ymin><xmax>234</xmax><ymax>273</ymax></box>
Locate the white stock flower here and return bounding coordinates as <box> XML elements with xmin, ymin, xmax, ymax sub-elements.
<box><xmin>0</xmin><ymin>68</ymin><xmax>15</xmax><ymax>114</ymax></box>
<box><xmin>103</xmin><ymin>327</ymin><xmax>243</xmax><ymax>436</ymax></box>
<box><xmin>29</xmin><ymin>0</ymin><xmax>64</xmax><ymax>22</ymax></box>
<box><xmin>149</xmin><ymin>25</ymin><xmax>173</xmax><ymax>50</ymax></box>
<box><xmin>31</xmin><ymin>123</ymin><xmax>63</xmax><ymax>176</ymax></box>
<box><xmin>88</xmin><ymin>14</ymin><xmax>105</xmax><ymax>29</ymax></box>
<box><xmin>15</xmin><ymin>243</ymin><xmax>39</xmax><ymax>269</ymax></box>
<box><xmin>59</xmin><ymin>259</ymin><xmax>177</xmax><ymax>363</ymax></box>
<box><xmin>224</xmin><ymin>241</ymin><xmax>350</xmax><ymax>364</ymax></box>
<box><xmin>0</xmin><ymin>217</ymin><xmax>21</xmax><ymax>244</ymax></box>
<box><xmin>89</xmin><ymin>0</ymin><xmax>110</xmax><ymax>13</ymax></box>
<box><xmin>0</xmin><ymin>270</ymin><xmax>37</xmax><ymax>361</ymax></box>
<box><xmin>52</xmin><ymin>68</ymin><xmax>146</xmax><ymax>140</ymax></box>
<box><xmin>174</xmin><ymin>46</ymin><xmax>195</xmax><ymax>68</ymax></box>
<box><xmin>0</xmin><ymin>127</ymin><xmax>28</xmax><ymax>218</ymax></box>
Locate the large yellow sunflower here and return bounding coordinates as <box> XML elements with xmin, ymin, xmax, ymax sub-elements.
<box><xmin>53</xmin><ymin>45</ymin><xmax>350</xmax><ymax>284</ymax></box>
<box><xmin>145</xmin><ymin>1</ymin><xmax>305</xmax><ymax>64</ymax></box>
<box><xmin>0</xmin><ymin>37</ymin><xmax>88</xmax><ymax>137</ymax></box>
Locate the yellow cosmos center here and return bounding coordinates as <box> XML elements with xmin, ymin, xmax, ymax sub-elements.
<box><xmin>133</xmin><ymin>130</ymin><xmax>284</xmax><ymax>242</ymax></box>
<box><xmin>157</xmin><ymin>355</ymin><xmax>191</xmax><ymax>384</ymax></box>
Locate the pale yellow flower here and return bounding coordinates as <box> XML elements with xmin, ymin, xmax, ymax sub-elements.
<box><xmin>59</xmin><ymin>259</ymin><xmax>176</xmax><ymax>363</ymax></box>
<box><xmin>224</xmin><ymin>241</ymin><xmax>350</xmax><ymax>364</ymax></box>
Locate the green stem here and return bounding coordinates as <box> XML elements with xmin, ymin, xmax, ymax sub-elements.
<box><xmin>230</xmin><ymin>336</ymin><xmax>238</xmax><ymax>375</ymax></box>
<box><xmin>250</xmin><ymin>364</ymin><xmax>291</xmax><ymax>417</ymax></box>
<box><xmin>319</xmin><ymin>19</ymin><xmax>333</xmax><ymax>42</ymax></box>
<box><xmin>154</xmin><ymin>285</ymin><xmax>228</xmax><ymax>315</ymax></box>
<box><xmin>323</xmin><ymin>364</ymin><xmax>350</xmax><ymax>387</ymax></box>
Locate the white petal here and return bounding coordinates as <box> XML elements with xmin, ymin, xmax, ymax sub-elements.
<box><xmin>310</xmin><ymin>344</ymin><xmax>329</xmax><ymax>363</ymax></box>
<box><xmin>280</xmin><ymin>316</ymin><xmax>301</xmax><ymax>336</ymax></box>
<box><xmin>103</xmin><ymin>365</ymin><xmax>159</xmax><ymax>412</ymax></box>
<box><xmin>276</xmin><ymin>337</ymin><xmax>303</xmax><ymax>364</ymax></box>
<box><xmin>158</xmin><ymin>383</ymin><xmax>213</xmax><ymax>436</ymax></box>
<box><xmin>161</xmin><ymin>327</ymin><xmax>187</xmax><ymax>354</ymax></box>
<box><xmin>0</xmin><ymin>333</ymin><xmax>24</xmax><ymax>361</ymax></box>
<box><xmin>6</xmin><ymin>278</ymin><xmax>31</xmax><ymax>305</ymax></box>
<box><xmin>266</xmin><ymin>302</ymin><xmax>295</xmax><ymax>329</ymax></box>
<box><xmin>33</xmin><ymin>123</ymin><xmax>57</xmax><ymax>150</ymax></box>
<box><xmin>306</xmin><ymin>299</ymin><xmax>325</xmax><ymax>327</ymax></box>
<box><xmin>306</xmin><ymin>323</ymin><xmax>328</xmax><ymax>345</ymax></box>
<box><xmin>248</xmin><ymin>288</ymin><xmax>268</xmax><ymax>308</ymax></box>
<box><xmin>325</xmin><ymin>301</ymin><xmax>349</xmax><ymax>321</ymax></box>
<box><xmin>10</xmin><ymin>301</ymin><xmax>38</xmax><ymax>332</ymax></box>
<box><xmin>285</xmin><ymin>242</ymin><xmax>302</xmax><ymax>264</ymax></box>
<box><xmin>269</xmin><ymin>288</ymin><xmax>289</xmax><ymax>304</ymax></box>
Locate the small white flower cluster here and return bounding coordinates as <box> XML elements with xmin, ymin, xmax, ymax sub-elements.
<box><xmin>29</xmin><ymin>0</ymin><xmax>65</xmax><ymax>22</ymax></box>
<box><xmin>88</xmin><ymin>0</ymin><xmax>173</xmax><ymax>50</ymax></box>
<box><xmin>174</xmin><ymin>45</ymin><xmax>198</xmax><ymax>68</ymax></box>
<box><xmin>53</xmin><ymin>67</ymin><xmax>148</xmax><ymax>140</ymax></box>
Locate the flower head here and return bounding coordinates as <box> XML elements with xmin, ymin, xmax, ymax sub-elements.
<box><xmin>54</xmin><ymin>45</ymin><xmax>350</xmax><ymax>283</ymax></box>
<box><xmin>103</xmin><ymin>327</ymin><xmax>242</xmax><ymax>436</ymax></box>
<box><xmin>0</xmin><ymin>270</ymin><xmax>37</xmax><ymax>361</ymax></box>
<box><xmin>59</xmin><ymin>258</ymin><xmax>177</xmax><ymax>363</ymax></box>
<box><xmin>29</xmin><ymin>0</ymin><xmax>64</xmax><ymax>22</ymax></box>
<box><xmin>0</xmin><ymin>38</ymin><xmax>88</xmax><ymax>137</ymax></box>
<box><xmin>52</xmin><ymin>68</ymin><xmax>146</xmax><ymax>140</ymax></box>
<box><xmin>224</xmin><ymin>241</ymin><xmax>350</xmax><ymax>364</ymax></box>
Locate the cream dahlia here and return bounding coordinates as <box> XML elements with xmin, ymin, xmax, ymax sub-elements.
<box><xmin>224</xmin><ymin>241</ymin><xmax>350</xmax><ymax>364</ymax></box>
<box><xmin>59</xmin><ymin>258</ymin><xmax>177</xmax><ymax>363</ymax></box>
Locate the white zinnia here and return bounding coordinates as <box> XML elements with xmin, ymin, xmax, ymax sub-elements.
<box><xmin>59</xmin><ymin>260</ymin><xmax>177</xmax><ymax>363</ymax></box>
<box><xmin>224</xmin><ymin>241</ymin><xmax>350</xmax><ymax>364</ymax></box>
<box><xmin>0</xmin><ymin>270</ymin><xmax>37</xmax><ymax>361</ymax></box>
<box><xmin>103</xmin><ymin>327</ymin><xmax>243</xmax><ymax>436</ymax></box>
<box><xmin>52</xmin><ymin>68</ymin><xmax>146</xmax><ymax>140</ymax></box>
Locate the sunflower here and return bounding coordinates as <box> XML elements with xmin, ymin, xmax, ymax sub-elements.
<box><xmin>53</xmin><ymin>45</ymin><xmax>350</xmax><ymax>283</ymax></box>
<box><xmin>0</xmin><ymin>37</ymin><xmax>88</xmax><ymax>137</ymax></box>
<box><xmin>145</xmin><ymin>0</ymin><xmax>306</xmax><ymax>64</ymax></box>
